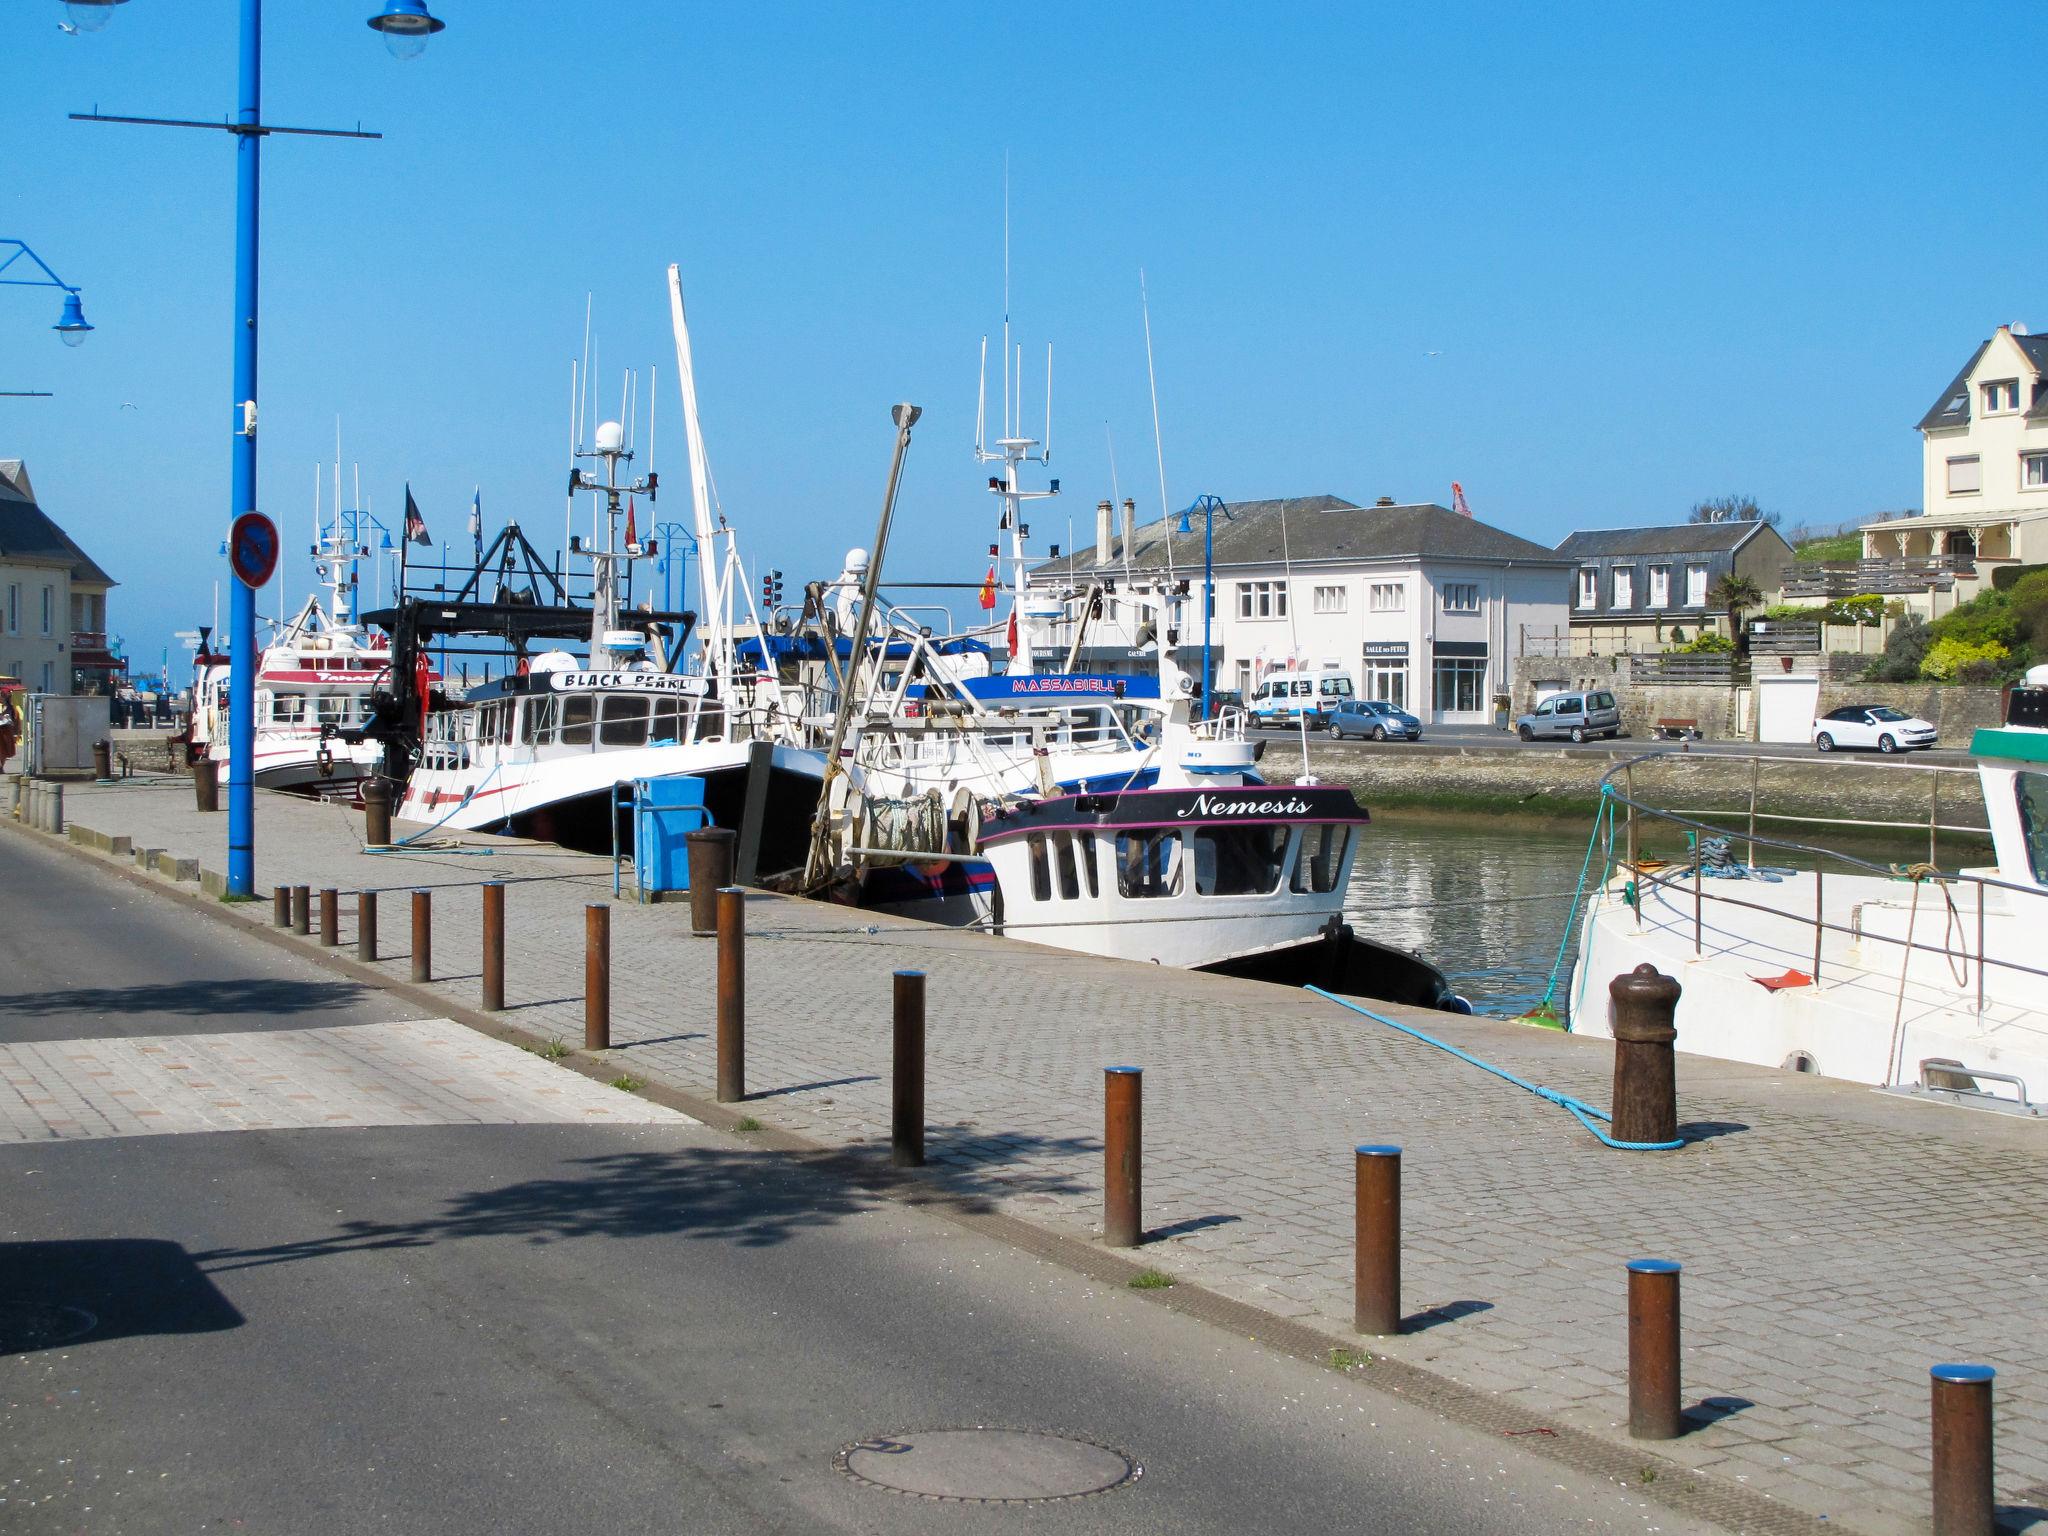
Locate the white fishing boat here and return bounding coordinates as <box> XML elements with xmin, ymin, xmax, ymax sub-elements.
<box><xmin>1573</xmin><ymin>667</ymin><xmax>2048</xmax><ymax>1113</ymax></box>
<box><xmin>390</xmin><ymin>265</ymin><xmax>825</xmax><ymax>865</ymax></box>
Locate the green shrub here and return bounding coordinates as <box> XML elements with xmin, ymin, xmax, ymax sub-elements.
<box><xmin>1675</xmin><ymin>631</ymin><xmax>1734</xmax><ymax>653</ymax></box>
<box><xmin>1761</xmin><ymin>603</ymin><xmax>1829</xmax><ymax>623</ymax></box>
<box><xmin>1927</xmin><ymin>588</ymin><xmax>2016</xmax><ymax>650</ymax></box>
<box><xmin>1792</xmin><ymin>533</ymin><xmax>1863</xmax><ymax>561</ymax></box>
<box><xmin>1866</xmin><ymin>615</ymin><xmax>1929</xmax><ymax>682</ymax></box>
<box><xmin>1921</xmin><ymin>636</ymin><xmax>2009</xmax><ymax>681</ymax></box>
<box><xmin>2010</xmin><ymin>570</ymin><xmax>2048</xmax><ymax>651</ymax></box>
<box><xmin>1828</xmin><ymin>594</ymin><xmax>1886</xmax><ymax>627</ymax></box>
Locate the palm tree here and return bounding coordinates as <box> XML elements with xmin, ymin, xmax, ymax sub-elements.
<box><xmin>1708</xmin><ymin>572</ymin><xmax>1763</xmax><ymax>645</ymax></box>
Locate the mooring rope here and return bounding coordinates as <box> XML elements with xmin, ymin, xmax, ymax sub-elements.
<box><xmin>1306</xmin><ymin>984</ymin><xmax>1684</xmax><ymax>1151</ymax></box>
<box><xmin>1526</xmin><ymin>786</ymin><xmax>1615</xmax><ymax>1027</ymax></box>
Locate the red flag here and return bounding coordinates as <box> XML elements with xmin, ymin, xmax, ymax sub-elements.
<box><xmin>1007</xmin><ymin>608</ymin><xmax>1018</xmax><ymax>658</ymax></box>
<box><xmin>625</xmin><ymin>495</ymin><xmax>638</xmax><ymax>549</ymax></box>
<box><xmin>978</xmin><ymin>565</ymin><xmax>997</xmax><ymax>610</ymax></box>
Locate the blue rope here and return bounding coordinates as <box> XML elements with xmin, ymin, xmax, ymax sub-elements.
<box><xmin>363</xmin><ymin>763</ymin><xmax>502</xmax><ymax>854</ymax></box>
<box><xmin>1532</xmin><ymin>785</ymin><xmax>1614</xmax><ymax>1019</ymax></box>
<box><xmin>1305</xmin><ymin>984</ymin><xmax>1684</xmax><ymax>1151</ymax></box>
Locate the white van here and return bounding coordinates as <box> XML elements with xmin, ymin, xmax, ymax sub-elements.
<box><xmin>1247</xmin><ymin>669</ymin><xmax>1355</xmax><ymax>729</ymax></box>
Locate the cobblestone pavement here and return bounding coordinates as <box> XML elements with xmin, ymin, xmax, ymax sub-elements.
<box><xmin>29</xmin><ymin>778</ymin><xmax>2048</xmax><ymax>1534</ymax></box>
<box><xmin>0</xmin><ymin>1017</ymin><xmax>691</xmax><ymax>1142</ymax></box>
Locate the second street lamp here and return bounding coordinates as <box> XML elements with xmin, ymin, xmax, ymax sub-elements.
<box><xmin>69</xmin><ymin>0</ymin><xmax>447</xmax><ymax>897</ymax></box>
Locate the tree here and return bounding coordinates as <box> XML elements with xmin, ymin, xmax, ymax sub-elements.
<box><xmin>1689</xmin><ymin>493</ymin><xmax>1782</xmax><ymax>528</ymax></box>
<box><xmin>1708</xmin><ymin>572</ymin><xmax>1763</xmax><ymax>639</ymax></box>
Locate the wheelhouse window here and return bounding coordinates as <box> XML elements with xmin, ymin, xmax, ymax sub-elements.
<box><xmin>649</xmin><ymin>696</ymin><xmax>685</xmax><ymax>743</ymax></box>
<box><xmin>1312</xmin><ymin>584</ymin><xmax>1347</xmax><ymax>614</ymax></box>
<box><xmin>1441</xmin><ymin>582</ymin><xmax>1480</xmax><ymax>614</ymax></box>
<box><xmin>269</xmin><ymin>692</ymin><xmax>307</xmax><ymax>724</ymax></box>
<box><xmin>559</xmin><ymin>694</ymin><xmax>594</xmax><ymax>745</ymax></box>
<box><xmin>518</xmin><ymin>698</ymin><xmax>546</xmax><ymax>744</ymax></box>
<box><xmin>600</xmin><ymin>694</ymin><xmax>651</xmax><ymax>746</ymax></box>
<box><xmin>1291</xmin><ymin>824</ymin><xmax>1351</xmax><ymax>894</ymax></box>
<box><xmin>1193</xmin><ymin>825</ymin><xmax>1289</xmax><ymax>896</ymax></box>
<box><xmin>2016</xmin><ymin>772</ymin><xmax>2048</xmax><ymax>885</ymax></box>
<box><xmin>1947</xmin><ymin>456</ymin><xmax>1982</xmax><ymax>495</ymax></box>
<box><xmin>1115</xmin><ymin>831</ymin><xmax>1183</xmax><ymax>898</ymax></box>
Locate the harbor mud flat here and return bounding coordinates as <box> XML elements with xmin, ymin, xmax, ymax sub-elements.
<box><xmin>13</xmin><ymin>774</ymin><xmax>2048</xmax><ymax>1534</ymax></box>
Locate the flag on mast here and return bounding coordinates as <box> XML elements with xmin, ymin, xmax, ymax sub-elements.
<box><xmin>468</xmin><ymin>487</ymin><xmax>482</xmax><ymax>559</ymax></box>
<box><xmin>404</xmin><ymin>486</ymin><xmax>430</xmax><ymax>546</ymax></box>
<box><xmin>977</xmin><ymin>565</ymin><xmax>997</xmax><ymax>610</ymax></box>
<box><xmin>625</xmin><ymin>494</ymin><xmax>638</xmax><ymax>551</ymax></box>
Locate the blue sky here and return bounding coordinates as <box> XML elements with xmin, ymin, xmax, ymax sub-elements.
<box><xmin>6</xmin><ymin>2</ymin><xmax>2044</xmax><ymax>677</ymax></box>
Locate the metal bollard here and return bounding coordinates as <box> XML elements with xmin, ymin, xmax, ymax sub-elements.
<box><xmin>318</xmin><ymin>888</ymin><xmax>339</xmax><ymax>947</ymax></box>
<box><xmin>356</xmin><ymin>890</ymin><xmax>377</xmax><ymax>962</ymax></box>
<box><xmin>1930</xmin><ymin>1363</ymin><xmax>1995</xmax><ymax>1536</ymax></box>
<box><xmin>584</xmin><ymin>904</ymin><xmax>610</xmax><ymax>1051</ymax></box>
<box><xmin>1627</xmin><ymin>1258</ymin><xmax>1683</xmax><ymax>1440</ymax></box>
<box><xmin>686</xmin><ymin>827</ymin><xmax>737</xmax><ymax>936</ymax></box>
<box><xmin>362</xmin><ymin>777</ymin><xmax>392</xmax><ymax>848</ymax></box>
<box><xmin>716</xmin><ymin>886</ymin><xmax>745</xmax><ymax>1101</ymax></box>
<box><xmin>91</xmin><ymin>740</ymin><xmax>112</xmax><ymax>783</ymax></box>
<box><xmin>411</xmin><ymin>889</ymin><xmax>432</xmax><ymax>983</ymax></box>
<box><xmin>47</xmin><ymin>782</ymin><xmax>63</xmax><ymax>834</ymax></box>
<box><xmin>481</xmin><ymin>882</ymin><xmax>505</xmax><ymax>1011</ymax></box>
<box><xmin>1104</xmin><ymin>1066</ymin><xmax>1143</xmax><ymax>1247</ymax></box>
<box><xmin>273</xmin><ymin>885</ymin><xmax>291</xmax><ymax>927</ymax></box>
<box><xmin>193</xmin><ymin>758</ymin><xmax>219</xmax><ymax>813</ymax></box>
<box><xmin>1354</xmin><ymin>1144</ymin><xmax>1402</xmax><ymax>1335</ymax></box>
<box><xmin>291</xmin><ymin>884</ymin><xmax>311</xmax><ymax>936</ymax></box>
<box><xmin>1609</xmin><ymin>965</ymin><xmax>1681</xmax><ymax>1146</ymax></box>
<box><xmin>892</xmin><ymin>969</ymin><xmax>925</xmax><ymax>1167</ymax></box>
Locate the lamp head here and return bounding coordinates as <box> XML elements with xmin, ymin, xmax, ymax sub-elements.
<box><xmin>63</xmin><ymin>0</ymin><xmax>128</xmax><ymax>33</ymax></box>
<box><xmin>366</xmin><ymin>0</ymin><xmax>444</xmax><ymax>60</ymax></box>
<box><xmin>54</xmin><ymin>291</ymin><xmax>92</xmax><ymax>347</ymax></box>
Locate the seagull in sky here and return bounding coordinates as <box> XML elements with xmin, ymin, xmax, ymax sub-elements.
<box><xmin>1424</xmin><ymin>350</ymin><xmax>1443</xmax><ymax>358</ymax></box>
<box><xmin>58</xmin><ymin>19</ymin><xmax>78</xmax><ymax>32</ymax></box>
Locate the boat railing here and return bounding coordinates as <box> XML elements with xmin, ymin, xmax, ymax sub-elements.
<box><xmin>1601</xmin><ymin>750</ymin><xmax>2048</xmax><ymax>1021</ymax></box>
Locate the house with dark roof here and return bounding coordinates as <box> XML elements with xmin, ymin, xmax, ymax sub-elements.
<box><xmin>1550</xmin><ymin>520</ymin><xmax>1791</xmax><ymax>653</ymax></box>
<box><xmin>1858</xmin><ymin>324</ymin><xmax>2048</xmax><ymax>615</ymax></box>
<box><xmin>1026</xmin><ymin>494</ymin><xmax>1568</xmax><ymax>725</ymax></box>
<box><xmin>0</xmin><ymin>459</ymin><xmax>120</xmax><ymax>696</ymax></box>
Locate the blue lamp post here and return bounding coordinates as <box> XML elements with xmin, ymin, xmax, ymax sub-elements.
<box><xmin>0</xmin><ymin>240</ymin><xmax>94</xmax><ymax>348</ymax></box>
<box><xmin>1176</xmin><ymin>495</ymin><xmax>1232</xmax><ymax>720</ymax></box>
<box><xmin>69</xmin><ymin>0</ymin><xmax>445</xmax><ymax>898</ymax></box>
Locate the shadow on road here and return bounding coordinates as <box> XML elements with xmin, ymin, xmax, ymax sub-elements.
<box><xmin>0</xmin><ymin>976</ymin><xmax>370</xmax><ymax>1021</ymax></box>
<box><xmin>0</xmin><ymin>1239</ymin><xmax>243</xmax><ymax>1351</ymax></box>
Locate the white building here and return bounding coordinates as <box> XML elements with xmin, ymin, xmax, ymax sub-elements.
<box><xmin>1028</xmin><ymin>495</ymin><xmax>1568</xmax><ymax>725</ymax></box>
<box><xmin>0</xmin><ymin>459</ymin><xmax>119</xmax><ymax>696</ymax></box>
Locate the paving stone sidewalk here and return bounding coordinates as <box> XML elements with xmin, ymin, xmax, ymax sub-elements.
<box><xmin>27</xmin><ymin>778</ymin><xmax>2048</xmax><ymax>1534</ymax></box>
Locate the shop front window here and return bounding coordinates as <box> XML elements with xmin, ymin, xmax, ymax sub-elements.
<box><xmin>1433</xmin><ymin>658</ymin><xmax>1487</xmax><ymax>713</ymax></box>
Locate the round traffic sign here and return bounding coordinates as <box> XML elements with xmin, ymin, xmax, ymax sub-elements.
<box><xmin>229</xmin><ymin>512</ymin><xmax>280</xmax><ymax>588</ymax></box>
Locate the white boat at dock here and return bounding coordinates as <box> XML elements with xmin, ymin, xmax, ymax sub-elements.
<box><xmin>1574</xmin><ymin>666</ymin><xmax>2048</xmax><ymax>1113</ymax></box>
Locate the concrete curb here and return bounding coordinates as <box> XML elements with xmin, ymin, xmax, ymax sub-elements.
<box><xmin>0</xmin><ymin>810</ymin><xmax>1849</xmax><ymax>1536</ymax></box>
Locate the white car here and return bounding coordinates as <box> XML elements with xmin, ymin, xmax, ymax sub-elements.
<box><xmin>1812</xmin><ymin>704</ymin><xmax>1938</xmax><ymax>754</ymax></box>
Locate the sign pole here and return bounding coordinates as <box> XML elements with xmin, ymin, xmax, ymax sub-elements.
<box><xmin>225</xmin><ymin>0</ymin><xmax>264</xmax><ymax>899</ymax></box>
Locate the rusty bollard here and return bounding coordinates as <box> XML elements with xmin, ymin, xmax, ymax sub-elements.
<box><xmin>892</xmin><ymin>969</ymin><xmax>925</xmax><ymax>1168</ymax></box>
<box><xmin>1627</xmin><ymin>1258</ymin><xmax>1683</xmax><ymax>1440</ymax></box>
<box><xmin>1931</xmin><ymin>1364</ymin><xmax>1995</xmax><ymax>1536</ymax></box>
<box><xmin>585</xmin><ymin>904</ymin><xmax>611</xmax><ymax>1050</ymax></box>
<box><xmin>290</xmin><ymin>884</ymin><xmax>311</xmax><ymax>936</ymax></box>
<box><xmin>272</xmin><ymin>885</ymin><xmax>291</xmax><ymax>928</ymax></box>
<box><xmin>1104</xmin><ymin>1066</ymin><xmax>1143</xmax><ymax>1247</ymax></box>
<box><xmin>362</xmin><ymin>778</ymin><xmax>393</xmax><ymax>848</ymax></box>
<box><xmin>91</xmin><ymin>739</ymin><xmax>112</xmax><ymax>783</ymax></box>
<box><xmin>1610</xmin><ymin>965</ymin><xmax>1681</xmax><ymax>1146</ymax></box>
<box><xmin>1354</xmin><ymin>1144</ymin><xmax>1402</xmax><ymax>1336</ymax></box>
<box><xmin>481</xmin><ymin>882</ymin><xmax>505</xmax><ymax>1011</ymax></box>
<box><xmin>356</xmin><ymin>890</ymin><xmax>377</xmax><ymax>962</ymax></box>
<box><xmin>687</xmin><ymin>828</ymin><xmax>736</xmax><ymax>936</ymax></box>
<box><xmin>716</xmin><ymin>887</ymin><xmax>745</xmax><ymax>1101</ymax></box>
<box><xmin>193</xmin><ymin>758</ymin><xmax>219</xmax><ymax>813</ymax></box>
<box><xmin>411</xmin><ymin>889</ymin><xmax>432</xmax><ymax>983</ymax></box>
<box><xmin>318</xmin><ymin>888</ymin><xmax>339</xmax><ymax>947</ymax></box>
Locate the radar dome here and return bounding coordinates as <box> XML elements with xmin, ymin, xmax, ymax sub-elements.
<box><xmin>594</xmin><ymin>420</ymin><xmax>625</xmax><ymax>453</ymax></box>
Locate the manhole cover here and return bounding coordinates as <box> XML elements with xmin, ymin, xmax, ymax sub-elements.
<box><xmin>837</xmin><ymin>1428</ymin><xmax>1138</xmax><ymax>1503</ymax></box>
<box><xmin>0</xmin><ymin>1303</ymin><xmax>96</xmax><ymax>1353</ymax></box>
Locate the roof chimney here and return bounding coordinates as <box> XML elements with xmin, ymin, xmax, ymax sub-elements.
<box><xmin>1120</xmin><ymin>498</ymin><xmax>1136</xmax><ymax>563</ymax></box>
<box><xmin>1095</xmin><ymin>500</ymin><xmax>1115</xmax><ymax>565</ymax></box>
<box><xmin>1375</xmin><ymin>496</ymin><xmax>1395</xmax><ymax>507</ymax></box>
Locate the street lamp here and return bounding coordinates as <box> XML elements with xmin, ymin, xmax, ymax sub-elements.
<box><xmin>1</xmin><ymin>240</ymin><xmax>93</xmax><ymax>350</ymax></box>
<box><xmin>1176</xmin><ymin>495</ymin><xmax>1232</xmax><ymax>720</ymax></box>
<box><xmin>62</xmin><ymin>0</ymin><xmax>128</xmax><ymax>33</ymax></box>
<box><xmin>69</xmin><ymin>0</ymin><xmax>447</xmax><ymax>898</ymax></box>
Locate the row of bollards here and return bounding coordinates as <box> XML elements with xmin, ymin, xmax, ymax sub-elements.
<box><xmin>255</xmin><ymin>880</ymin><xmax>2001</xmax><ymax>1533</ymax></box>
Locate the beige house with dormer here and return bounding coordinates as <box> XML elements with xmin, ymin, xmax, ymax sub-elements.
<box><xmin>1856</xmin><ymin>325</ymin><xmax>2048</xmax><ymax>614</ymax></box>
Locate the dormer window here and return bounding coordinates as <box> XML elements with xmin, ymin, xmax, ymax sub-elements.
<box><xmin>1982</xmin><ymin>378</ymin><xmax>2020</xmax><ymax>414</ymax></box>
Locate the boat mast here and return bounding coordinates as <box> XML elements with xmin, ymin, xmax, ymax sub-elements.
<box><xmin>668</xmin><ymin>264</ymin><xmax>728</xmax><ymax>693</ymax></box>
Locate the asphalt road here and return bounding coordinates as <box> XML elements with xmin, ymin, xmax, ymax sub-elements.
<box><xmin>0</xmin><ymin>831</ymin><xmax>1712</xmax><ymax>1535</ymax></box>
<box><xmin>1251</xmin><ymin>719</ymin><xmax>1977</xmax><ymax>765</ymax></box>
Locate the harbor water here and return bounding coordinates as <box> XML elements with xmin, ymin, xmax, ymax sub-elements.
<box><xmin>1344</xmin><ymin>814</ymin><xmax>1603</xmax><ymax>1019</ymax></box>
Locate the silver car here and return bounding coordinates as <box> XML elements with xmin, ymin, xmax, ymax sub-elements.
<box><xmin>1516</xmin><ymin>689</ymin><xmax>1622</xmax><ymax>743</ymax></box>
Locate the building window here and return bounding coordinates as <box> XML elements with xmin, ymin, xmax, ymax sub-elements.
<box><xmin>41</xmin><ymin>587</ymin><xmax>52</xmax><ymax>636</ymax></box>
<box><xmin>1368</xmin><ymin>582</ymin><xmax>1404</xmax><ymax>613</ymax></box>
<box><xmin>1312</xmin><ymin>584</ymin><xmax>1346</xmax><ymax>614</ymax></box>
<box><xmin>1364</xmin><ymin>662</ymin><xmax>1407</xmax><ymax>709</ymax></box>
<box><xmin>1433</xmin><ymin>657</ymin><xmax>1487</xmax><ymax>714</ymax></box>
<box><xmin>1205</xmin><ymin>584</ymin><xmax>1215</xmax><ymax>619</ymax></box>
<box><xmin>1236</xmin><ymin>581</ymin><xmax>1288</xmax><ymax>620</ymax></box>
<box><xmin>1234</xmin><ymin>660</ymin><xmax>1252</xmax><ymax>696</ymax></box>
<box><xmin>1982</xmin><ymin>379</ymin><xmax>2020</xmax><ymax>414</ymax></box>
<box><xmin>1648</xmin><ymin>565</ymin><xmax>1670</xmax><ymax>606</ymax></box>
<box><xmin>2024</xmin><ymin>453</ymin><xmax>2048</xmax><ymax>490</ymax></box>
<box><xmin>1948</xmin><ymin>456</ymin><xmax>1982</xmax><ymax>495</ymax></box>
<box><xmin>5</xmin><ymin>584</ymin><xmax>16</xmax><ymax>635</ymax></box>
<box><xmin>1577</xmin><ymin>568</ymin><xmax>1598</xmax><ymax>609</ymax></box>
<box><xmin>1610</xmin><ymin>567</ymin><xmax>1633</xmax><ymax>610</ymax></box>
<box><xmin>1686</xmin><ymin>563</ymin><xmax>1708</xmax><ymax>606</ymax></box>
<box><xmin>1441</xmin><ymin>582</ymin><xmax>1480</xmax><ymax>614</ymax></box>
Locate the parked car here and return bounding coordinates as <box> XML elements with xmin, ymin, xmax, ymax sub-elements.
<box><xmin>1247</xmin><ymin>669</ymin><xmax>1355</xmax><ymax>729</ymax></box>
<box><xmin>1515</xmin><ymin>690</ymin><xmax>1622</xmax><ymax>743</ymax></box>
<box><xmin>1329</xmin><ymin>699</ymin><xmax>1422</xmax><ymax>741</ymax></box>
<box><xmin>1812</xmin><ymin>705</ymin><xmax>1938</xmax><ymax>754</ymax></box>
